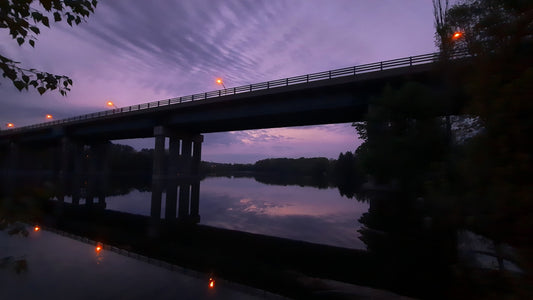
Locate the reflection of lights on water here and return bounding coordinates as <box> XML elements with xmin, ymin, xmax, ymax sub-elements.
<box><xmin>95</xmin><ymin>243</ymin><xmax>104</xmax><ymax>265</ymax></box>
<box><xmin>209</xmin><ymin>277</ymin><xmax>215</xmax><ymax>289</ymax></box>
<box><xmin>34</xmin><ymin>226</ymin><xmax>40</xmax><ymax>232</ymax></box>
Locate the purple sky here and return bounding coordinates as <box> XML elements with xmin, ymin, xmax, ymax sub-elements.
<box><xmin>0</xmin><ymin>1</ymin><xmax>438</xmax><ymax>163</ymax></box>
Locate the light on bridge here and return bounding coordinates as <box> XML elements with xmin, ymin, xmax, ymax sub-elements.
<box><xmin>46</xmin><ymin>114</ymin><xmax>53</xmax><ymax>120</ymax></box>
<box><xmin>452</xmin><ymin>31</ymin><xmax>463</xmax><ymax>40</ymax></box>
<box><xmin>209</xmin><ymin>277</ymin><xmax>215</xmax><ymax>289</ymax></box>
<box><xmin>6</xmin><ymin>123</ymin><xmax>14</xmax><ymax>128</ymax></box>
<box><xmin>95</xmin><ymin>243</ymin><xmax>103</xmax><ymax>253</ymax></box>
<box><xmin>106</xmin><ymin>101</ymin><xmax>117</xmax><ymax>109</ymax></box>
<box><xmin>215</xmin><ymin>78</ymin><xmax>226</xmax><ymax>89</ymax></box>
<box><xmin>34</xmin><ymin>226</ymin><xmax>40</xmax><ymax>232</ymax></box>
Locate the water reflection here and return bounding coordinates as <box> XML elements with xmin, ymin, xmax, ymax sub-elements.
<box><xmin>2</xmin><ymin>172</ymin><xmax>527</xmax><ymax>299</ymax></box>
<box><xmin>198</xmin><ymin>177</ymin><xmax>367</xmax><ymax>249</ymax></box>
<box><xmin>93</xmin><ymin>176</ymin><xmax>367</xmax><ymax>249</ymax></box>
<box><xmin>1</xmin><ymin>227</ymin><xmax>271</xmax><ymax>299</ymax></box>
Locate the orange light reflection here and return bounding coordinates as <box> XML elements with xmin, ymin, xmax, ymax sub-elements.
<box><xmin>209</xmin><ymin>278</ymin><xmax>215</xmax><ymax>289</ymax></box>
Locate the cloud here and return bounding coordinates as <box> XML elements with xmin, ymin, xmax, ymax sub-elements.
<box><xmin>1</xmin><ymin>0</ymin><xmax>435</xmax><ymax>161</ymax></box>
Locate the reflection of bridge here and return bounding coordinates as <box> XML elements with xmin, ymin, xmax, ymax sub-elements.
<box><xmin>0</xmin><ymin>52</ymin><xmax>468</xmax><ymax>194</ymax></box>
<box><xmin>49</xmin><ymin>175</ymin><xmax>202</xmax><ymax>223</ymax></box>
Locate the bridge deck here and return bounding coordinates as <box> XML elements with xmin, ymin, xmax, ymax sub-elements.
<box><xmin>0</xmin><ymin>51</ymin><xmax>468</xmax><ymax>144</ymax></box>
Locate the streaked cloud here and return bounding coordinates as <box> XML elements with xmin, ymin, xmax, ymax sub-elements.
<box><xmin>1</xmin><ymin>0</ymin><xmax>436</xmax><ymax>162</ymax></box>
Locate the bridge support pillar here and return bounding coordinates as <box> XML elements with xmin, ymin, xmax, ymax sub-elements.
<box><xmin>151</xmin><ymin>126</ymin><xmax>203</xmax><ymax>223</ymax></box>
<box><xmin>56</xmin><ymin>139</ymin><xmax>109</xmax><ymax>206</ymax></box>
<box><xmin>151</xmin><ymin>126</ymin><xmax>203</xmax><ymax>178</ymax></box>
<box><xmin>86</xmin><ymin>142</ymin><xmax>109</xmax><ymax>207</ymax></box>
<box><xmin>7</xmin><ymin>141</ymin><xmax>19</xmax><ymax>175</ymax></box>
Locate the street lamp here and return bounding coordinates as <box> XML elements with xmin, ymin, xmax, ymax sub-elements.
<box><xmin>46</xmin><ymin>114</ymin><xmax>53</xmax><ymax>120</ymax></box>
<box><xmin>106</xmin><ymin>100</ymin><xmax>117</xmax><ymax>109</ymax></box>
<box><xmin>452</xmin><ymin>31</ymin><xmax>463</xmax><ymax>40</ymax></box>
<box><xmin>216</xmin><ymin>78</ymin><xmax>226</xmax><ymax>89</ymax></box>
<box><xmin>6</xmin><ymin>123</ymin><xmax>14</xmax><ymax>128</ymax></box>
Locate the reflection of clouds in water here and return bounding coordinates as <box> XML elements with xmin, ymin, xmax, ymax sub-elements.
<box><xmin>236</xmin><ymin>198</ymin><xmax>293</xmax><ymax>215</ymax></box>
<box><xmin>204</xmin><ymin>195</ymin><xmax>365</xmax><ymax>249</ymax></box>
<box><xmin>198</xmin><ymin>177</ymin><xmax>368</xmax><ymax>249</ymax></box>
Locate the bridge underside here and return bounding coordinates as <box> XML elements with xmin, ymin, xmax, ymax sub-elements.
<box><xmin>0</xmin><ymin>63</ymin><xmax>440</xmax><ymax>146</ymax></box>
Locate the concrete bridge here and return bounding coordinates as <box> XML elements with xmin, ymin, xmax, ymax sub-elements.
<box><xmin>0</xmin><ymin>51</ymin><xmax>468</xmax><ymax>212</ymax></box>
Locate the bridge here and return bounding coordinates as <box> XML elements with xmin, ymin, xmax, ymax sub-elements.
<box><xmin>0</xmin><ymin>51</ymin><xmax>468</xmax><ymax>204</ymax></box>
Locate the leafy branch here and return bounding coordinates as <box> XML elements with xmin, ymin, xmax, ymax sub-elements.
<box><xmin>0</xmin><ymin>54</ymin><xmax>72</xmax><ymax>95</ymax></box>
<box><xmin>0</xmin><ymin>0</ymin><xmax>98</xmax><ymax>95</ymax></box>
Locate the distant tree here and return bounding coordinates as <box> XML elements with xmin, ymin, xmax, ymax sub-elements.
<box><xmin>0</xmin><ymin>0</ymin><xmax>98</xmax><ymax>95</ymax></box>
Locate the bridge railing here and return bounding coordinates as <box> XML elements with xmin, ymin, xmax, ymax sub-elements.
<box><xmin>1</xmin><ymin>50</ymin><xmax>469</xmax><ymax>135</ymax></box>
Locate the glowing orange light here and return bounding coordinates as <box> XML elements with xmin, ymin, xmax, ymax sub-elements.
<box><xmin>106</xmin><ymin>101</ymin><xmax>114</xmax><ymax>107</ymax></box>
<box><xmin>95</xmin><ymin>245</ymin><xmax>102</xmax><ymax>253</ymax></box>
<box><xmin>6</xmin><ymin>123</ymin><xmax>14</xmax><ymax>128</ymax></box>
<box><xmin>46</xmin><ymin>114</ymin><xmax>53</xmax><ymax>119</ymax></box>
<box><xmin>34</xmin><ymin>226</ymin><xmax>40</xmax><ymax>232</ymax></box>
<box><xmin>215</xmin><ymin>78</ymin><xmax>226</xmax><ymax>89</ymax></box>
<box><xmin>209</xmin><ymin>278</ymin><xmax>215</xmax><ymax>289</ymax></box>
<box><xmin>452</xmin><ymin>31</ymin><xmax>463</xmax><ymax>40</ymax></box>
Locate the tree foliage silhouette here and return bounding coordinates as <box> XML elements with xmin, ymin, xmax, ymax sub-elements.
<box><xmin>0</xmin><ymin>0</ymin><xmax>98</xmax><ymax>95</ymax></box>
<box><xmin>433</xmin><ymin>0</ymin><xmax>533</xmax><ymax>242</ymax></box>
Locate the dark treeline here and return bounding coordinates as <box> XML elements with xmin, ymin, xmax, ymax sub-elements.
<box><xmin>106</xmin><ymin>145</ymin><xmax>365</xmax><ymax>197</ymax></box>
<box><xmin>201</xmin><ymin>155</ymin><xmax>364</xmax><ymax>197</ymax></box>
<box><xmin>0</xmin><ymin>142</ymin><xmax>365</xmax><ymax>198</ymax></box>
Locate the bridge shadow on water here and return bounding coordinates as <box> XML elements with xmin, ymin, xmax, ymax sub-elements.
<box><xmin>0</xmin><ymin>172</ymin><xmax>526</xmax><ymax>299</ymax></box>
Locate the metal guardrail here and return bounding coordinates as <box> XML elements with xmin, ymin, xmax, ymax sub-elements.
<box><xmin>0</xmin><ymin>51</ymin><xmax>469</xmax><ymax>135</ymax></box>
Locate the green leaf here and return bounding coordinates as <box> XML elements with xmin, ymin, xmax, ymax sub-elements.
<box><xmin>17</xmin><ymin>38</ymin><xmax>24</xmax><ymax>45</ymax></box>
<box><xmin>37</xmin><ymin>87</ymin><xmax>46</xmax><ymax>95</ymax></box>
<box><xmin>14</xmin><ymin>81</ymin><xmax>26</xmax><ymax>91</ymax></box>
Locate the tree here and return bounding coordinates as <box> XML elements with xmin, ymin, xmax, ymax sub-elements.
<box><xmin>0</xmin><ymin>0</ymin><xmax>98</xmax><ymax>95</ymax></box>
<box><xmin>433</xmin><ymin>0</ymin><xmax>533</xmax><ymax>243</ymax></box>
<box><xmin>433</xmin><ymin>0</ymin><xmax>452</xmax><ymax>55</ymax></box>
<box><xmin>354</xmin><ymin>82</ymin><xmax>450</xmax><ymax>198</ymax></box>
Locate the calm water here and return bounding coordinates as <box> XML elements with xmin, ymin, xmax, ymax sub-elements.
<box><xmin>0</xmin><ymin>225</ymin><xmax>283</xmax><ymax>299</ymax></box>
<box><xmin>77</xmin><ymin>176</ymin><xmax>369</xmax><ymax>250</ymax></box>
<box><xmin>1</xmin><ymin>175</ymin><xmax>368</xmax><ymax>299</ymax></box>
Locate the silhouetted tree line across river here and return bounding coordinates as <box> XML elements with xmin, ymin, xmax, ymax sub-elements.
<box><xmin>107</xmin><ymin>144</ymin><xmax>366</xmax><ymax>198</ymax></box>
